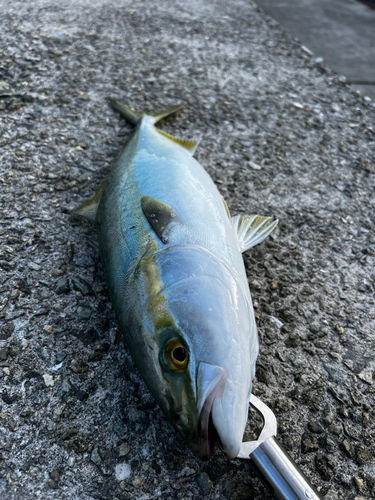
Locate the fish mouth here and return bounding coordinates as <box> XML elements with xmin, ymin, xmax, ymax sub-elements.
<box><xmin>196</xmin><ymin>411</ymin><xmax>221</xmax><ymax>460</ymax></box>
<box><xmin>196</xmin><ymin>363</ymin><xmax>227</xmax><ymax>460</ymax></box>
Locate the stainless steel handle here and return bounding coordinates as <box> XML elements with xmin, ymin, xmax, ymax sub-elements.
<box><xmin>250</xmin><ymin>436</ymin><xmax>323</xmax><ymax>500</ymax></box>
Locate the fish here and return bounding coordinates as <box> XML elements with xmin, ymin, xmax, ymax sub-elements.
<box><xmin>73</xmin><ymin>98</ymin><xmax>278</xmax><ymax>460</ymax></box>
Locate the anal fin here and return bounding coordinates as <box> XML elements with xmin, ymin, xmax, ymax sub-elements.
<box><xmin>232</xmin><ymin>214</ymin><xmax>278</xmax><ymax>252</ymax></box>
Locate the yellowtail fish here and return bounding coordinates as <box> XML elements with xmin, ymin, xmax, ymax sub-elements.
<box><xmin>73</xmin><ymin>98</ymin><xmax>278</xmax><ymax>459</ymax></box>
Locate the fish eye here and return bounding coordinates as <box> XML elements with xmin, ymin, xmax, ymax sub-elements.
<box><xmin>164</xmin><ymin>338</ymin><xmax>189</xmax><ymax>372</ymax></box>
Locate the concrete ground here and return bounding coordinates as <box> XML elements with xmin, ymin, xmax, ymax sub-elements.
<box><xmin>256</xmin><ymin>0</ymin><xmax>375</xmax><ymax>100</ymax></box>
<box><xmin>0</xmin><ymin>0</ymin><xmax>374</xmax><ymax>499</ymax></box>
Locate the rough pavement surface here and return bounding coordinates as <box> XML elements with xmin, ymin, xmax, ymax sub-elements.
<box><xmin>0</xmin><ymin>0</ymin><xmax>374</xmax><ymax>499</ymax></box>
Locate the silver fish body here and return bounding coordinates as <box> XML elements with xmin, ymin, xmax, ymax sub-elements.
<box><xmin>75</xmin><ymin>100</ymin><xmax>277</xmax><ymax>459</ymax></box>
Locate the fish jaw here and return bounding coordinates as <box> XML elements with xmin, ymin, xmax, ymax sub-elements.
<box><xmin>210</xmin><ymin>376</ymin><xmax>250</xmax><ymax>459</ymax></box>
<box><xmin>195</xmin><ymin>362</ymin><xmax>250</xmax><ymax>460</ymax></box>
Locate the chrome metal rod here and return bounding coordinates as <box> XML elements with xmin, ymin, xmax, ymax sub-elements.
<box><xmin>250</xmin><ymin>436</ymin><xmax>323</xmax><ymax>500</ymax></box>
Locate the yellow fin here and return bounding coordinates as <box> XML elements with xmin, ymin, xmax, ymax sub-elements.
<box><xmin>222</xmin><ymin>196</ymin><xmax>231</xmax><ymax>219</ymax></box>
<box><xmin>156</xmin><ymin>130</ymin><xmax>201</xmax><ymax>156</ymax></box>
<box><xmin>72</xmin><ymin>180</ymin><xmax>106</xmax><ymax>223</ymax></box>
<box><xmin>152</xmin><ymin>103</ymin><xmax>184</xmax><ymax>123</ymax></box>
<box><xmin>109</xmin><ymin>97</ymin><xmax>184</xmax><ymax>126</ymax></box>
<box><xmin>232</xmin><ymin>214</ymin><xmax>278</xmax><ymax>252</ymax></box>
<box><xmin>141</xmin><ymin>195</ymin><xmax>183</xmax><ymax>244</ymax></box>
<box><xmin>109</xmin><ymin>97</ymin><xmax>141</xmax><ymax>125</ymax></box>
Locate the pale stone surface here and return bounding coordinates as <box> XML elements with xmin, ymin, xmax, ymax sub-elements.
<box><xmin>115</xmin><ymin>463</ymin><xmax>131</xmax><ymax>481</ymax></box>
<box><xmin>43</xmin><ymin>374</ymin><xmax>55</xmax><ymax>387</ymax></box>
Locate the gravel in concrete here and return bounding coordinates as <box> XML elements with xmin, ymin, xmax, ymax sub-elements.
<box><xmin>0</xmin><ymin>0</ymin><xmax>374</xmax><ymax>499</ymax></box>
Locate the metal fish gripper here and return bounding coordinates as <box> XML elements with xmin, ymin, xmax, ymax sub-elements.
<box><xmin>237</xmin><ymin>395</ymin><xmax>323</xmax><ymax>500</ymax></box>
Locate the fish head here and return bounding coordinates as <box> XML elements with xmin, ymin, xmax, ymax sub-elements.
<box><xmin>133</xmin><ymin>245</ymin><xmax>258</xmax><ymax>460</ymax></box>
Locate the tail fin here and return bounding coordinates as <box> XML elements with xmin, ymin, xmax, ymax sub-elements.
<box><xmin>152</xmin><ymin>103</ymin><xmax>184</xmax><ymax>123</ymax></box>
<box><xmin>108</xmin><ymin>97</ymin><xmax>200</xmax><ymax>156</ymax></box>
<box><xmin>109</xmin><ymin>97</ymin><xmax>184</xmax><ymax>125</ymax></box>
<box><xmin>109</xmin><ymin>97</ymin><xmax>141</xmax><ymax>124</ymax></box>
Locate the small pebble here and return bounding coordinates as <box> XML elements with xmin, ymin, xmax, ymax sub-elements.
<box><xmin>195</xmin><ymin>472</ymin><xmax>212</xmax><ymax>496</ymax></box>
<box><xmin>248</xmin><ymin>161</ymin><xmax>261</xmax><ymax>170</ymax></box>
<box><xmin>28</xmin><ymin>262</ymin><xmax>41</xmax><ymax>271</ymax></box>
<box><xmin>43</xmin><ymin>374</ymin><xmax>54</xmax><ymax>387</ymax></box>
<box><xmin>101</xmin><ymin>466</ymin><xmax>112</xmax><ymax>476</ymax></box>
<box><xmin>54</xmin><ymin>277</ymin><xmax>69</xmax><ymax>295</ymax></box>
<box><xmin>324</xmin><ymin>489</ymin><xmax>339</xmax><ymax>500</ymax></box>
<box><xmin>328</xmin><ymin>424</ymin><xmax>342</xmax><ymax>435</ymax></box>
<box><xmin>47</xmin><ymin>479</ymin><xmax>58</xmax><ymax>490</ymax></box>
<box><xmin>115</xmin><ymin>463</ymin><xmax>131</xmax><ymax>481</ymax></box>
<box><xmin>71</xmin><ymin>276</ymin><xmax>94</xmax><ymax>296</ymax></box>
<box><xmin>308</xmin><ymin>421</ymin><xmax>324</xmax><ymax>434</ymax></box>
<box><xmin>340</xmin><ymin>439</ymin><xmax>353</xmax><ymax>458</ymax></box>
<box><xmin>357</xmin><ymin>371</ymin><xmax>373</xmax><ymax>385</ymax></box>
<box><xmin>181</xmin><ymin>466</ymin><xmax>195</xmax><ymax>476</ymax></box>
<box><xmin>315</xmin><ymin>454</ymin><xmax>333</xmax><ymax>480</ymax></box>
<box><xmin>354</xmin><ymin>477</ymin><xmax>364</xmax><ymax>492</ymax></box>
<box><xmin>356</xmin><ymin>444</ymin><xmax>371</xmax><ymax>465</ymax></box>
<box><xmin>0</xmin><ymin>348</ymin><xmax>9</xmax><ymax>361</ymax></box>
<box><xmin>90</xmin><ymin>447</ymin><xmax>102</xmax><ymax>466</ymax></box>
<box><xmin>301</xmin><ymin>433</ymin><xmax>319</xmax><ymax>453</ymax></box>
<box><xmin>49</xmin><ymin>467</ymin><xmax>61</xmax><ymax>483</ymax></box>
<box><xmin>118</xmin><ymin>442</ymin><xmax>130</xmax><ymax>457</ymax></box>
<box><xmin>77</xmin><ymin>306</ymin><xmax>92</xmax><ymax>320</ymax></box>
<box><xmin>132</xmin><ymin>475</ymin><xmax>143</xmax><ymax>487</ymax></box>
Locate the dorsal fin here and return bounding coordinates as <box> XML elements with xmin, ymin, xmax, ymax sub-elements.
<box><xmin>232</xmin><ymin>214</ymin><xmax>278</xmax><ymax>252</ymax></box>
<box><xmin>71</xmin><ymin>180</ymin><xmax>106</xmax><ymax>223</ymax></box>
<box><xmin>156</xmin><ymin>130</ymin><xmax>201</xmax><ymax>156</ymax></box>
<box><xmin>141</xmin><ymin>195</ymin><xmax>183</xmax><ymax>243</ymax></box>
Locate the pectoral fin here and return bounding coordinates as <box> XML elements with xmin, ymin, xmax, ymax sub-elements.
<box><xmin>232</xmin><ymin>214</ymin><xmax>278</xmax><ymax>252</ymax></box>
<box><xmin>141</xmin><ymin>195</ymin><xmax>183</xmax><ymax>244</ymax></box>
<box><xmin>72</xmin><ymin>180</ymin><xmax>106</xmax><ymax>223</ymax></box>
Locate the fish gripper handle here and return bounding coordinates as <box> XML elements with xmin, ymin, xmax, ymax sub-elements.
<box><xmin>250</xmin><ymin>436</ymin><xmax>323</xmax><ymax>500</ymax></box>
